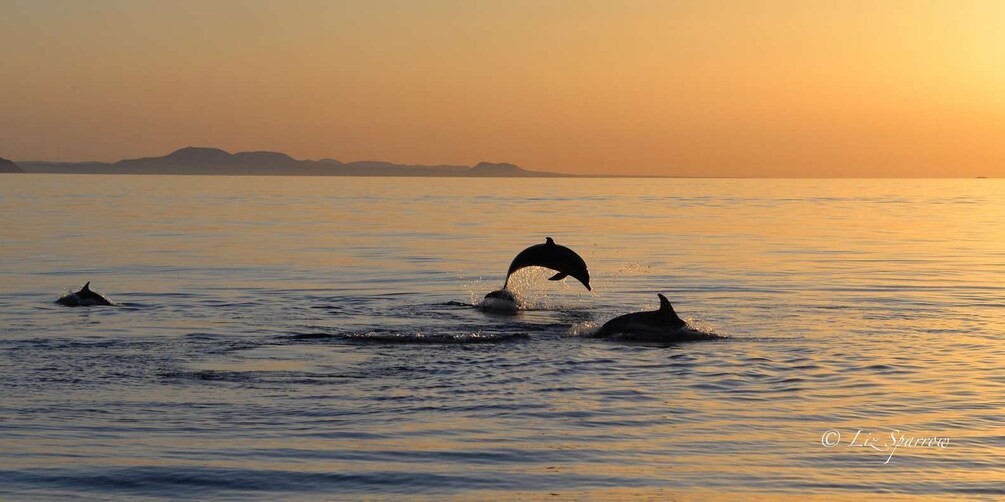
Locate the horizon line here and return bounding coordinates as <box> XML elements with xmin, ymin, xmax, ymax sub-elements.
<box><xmin>6</xmin><ymin>146</ymin><xmax>997</xmax><ymax>179</ymax></box>
<box><xmin>4</xmin><ymin>172</ymin><xmax>996</xmax><ymax>180</ymax></box>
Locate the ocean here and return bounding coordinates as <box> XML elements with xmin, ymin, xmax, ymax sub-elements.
<box><xmin>1</xmin><ymin>175</ymin><xmax>1002</xmax><ymax>499</ymax></box>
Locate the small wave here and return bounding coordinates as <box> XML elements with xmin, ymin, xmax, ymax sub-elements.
<box><xmin>160</xmin><ymin>369</ymin><xmax>253</xmax><ymax>383</ymax></box>
<box><xmin>441</xmin><ymin>300</ymin><xmax>476</xmax><ymax>308</ymax></box>
<box><xmin>568</xmin><ymin>321</ymin><xmax>724</xmax><ymax>343</ymax></box>
<box><xmin>567</xmin><ymin>321</ymin><xmax>601</xmax><ymax>337</ymax></box>
<box><xmin>288</xmin><ymin>330</ymin><xmax>528</xmax><ymax>344</ymax></box>
<box><xmin>0</xmin><ymin>465</ymin><xmax>657</xmax><ymax>497</ymax></box>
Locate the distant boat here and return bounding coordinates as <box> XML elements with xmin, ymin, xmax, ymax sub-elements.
<box><xmin>976</xmin><ymin>176</ymin><xmax>987</xmax><ymax>179</ymax></box>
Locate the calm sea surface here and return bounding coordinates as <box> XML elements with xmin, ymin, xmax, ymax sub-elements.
<box><xmin>1</xmin><ymin>175</ymin><xmax>1002</xmax><ymax>500</ymax></box>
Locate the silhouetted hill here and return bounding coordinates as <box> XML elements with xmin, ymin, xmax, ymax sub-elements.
<box><xmin>233</xmin><ymin>151</ymin><xmax>296</xmax><ymax>163</ymax></box>
<box><xmin>469</xmin><ymin>162</ymin><xmax>533</xmax><ymax>177</ymax></box>
<box><xmin>111</xmin><ymin>147</ymin><xmax>302</xmax><ymax>174</ymax></box>
<box><xmin>163</xmin><ymin>146</ymin><xmax>232</xmax><ymax>163</ymax></box>
<box><xmin>0</xmin><ymin>157</ymin><xmax>24</xmax><ymax>173</ymax></box>
<box><xmin>16</xmin><ymin>147</ymin><xmax>571</xmax><ymax>177</ymax></box>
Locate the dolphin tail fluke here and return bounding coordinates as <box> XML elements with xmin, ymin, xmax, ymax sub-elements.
<box><xmin>548</xmin><ymin>272</ymin><xmax>568</xmax><ymax>281</ymax></box>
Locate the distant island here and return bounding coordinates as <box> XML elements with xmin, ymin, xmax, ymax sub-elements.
<box><xmin>10</xmin><ymin>147</ymin><xmax>571</xmax><ymax>177</ymax></box>
<box><xmin>0</xmin><ymin>157</ymin><xmax>24</xmax><ymax>173</ymax></box>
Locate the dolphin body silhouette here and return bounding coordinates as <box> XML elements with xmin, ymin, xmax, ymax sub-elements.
<box><xmin>503</xmin><ymin>237</ymin><xmax>591</xmax><ymax>291</ymax></box>
<box><xmin>56</xmin><ymin>282</ymin><xmax>114</xmax><ymax>307</ymax></box>
<box><xmin>478</xmin><ymin>237</ymin><xmax>591</xmax><ymax>312</ymax></box>
<box><xmin>595</xmin><ymin>294</ymin><xmax>687</xmax><ymax>338</ymax></box>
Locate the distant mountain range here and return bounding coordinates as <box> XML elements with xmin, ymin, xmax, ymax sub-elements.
<box><xmin>10</xmin><ymin>147</ymin><xmax>570</xmax><ymax>177</ymax></box>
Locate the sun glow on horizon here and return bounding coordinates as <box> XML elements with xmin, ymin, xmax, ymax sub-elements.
<box><xmin>1</xmin><ymin>0</ymin><xmax>1003</xmax><ymax>177</ymax></box>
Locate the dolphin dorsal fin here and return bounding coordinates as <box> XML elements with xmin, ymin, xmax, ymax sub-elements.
<box><xmin>82</xmin><ymin>282</ymin><xmax>91</xmax><ymax>292</ymax></box>
<box><xmin>545</xmin><ymin>237</ymin><xmax>555</xmax><ymax>245</ymax></box>
<box><xmin>657</xmin><ymin>294</ymin><xmax>670</xmax><ymax>312</ymax></box>
<box><xmin>657</xmin><ymin>294</ymin><xmax>684</xmax><ymax>326</ymax></box>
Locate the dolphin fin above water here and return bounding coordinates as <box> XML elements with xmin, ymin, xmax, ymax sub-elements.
<box><xmin>655</xmin><ymin>294</ymin><xmax>685</xmax><ymax>327</ymax></box>
<box><xmin>57</xmin><ymin>282</ymin><xmax>115</xmax><ymax>307</ymax></box>
<box><xmin>595</xmin><ymin>293</ymin><xmax>688</xmax><ymax>339</ymax></box>
<box><xmin>503</xmin><ymin>237</ymin><xmax>591</xmax><ymax>291</ymax></box>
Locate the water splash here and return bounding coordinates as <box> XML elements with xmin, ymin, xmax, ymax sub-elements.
<box><xmin>467</xmin><ymin>267</ymin><xmax>595</xmax><ymax>311</ymax></box>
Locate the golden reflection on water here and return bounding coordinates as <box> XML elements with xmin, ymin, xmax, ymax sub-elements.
<box><xmin>0</xmin><ymin>175</ymin><xmax>1002</xmax><ymax>498</ymax></box>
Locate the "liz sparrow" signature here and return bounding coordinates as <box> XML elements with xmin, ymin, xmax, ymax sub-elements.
<box><xmin>820</xmin><ymin>429</ymin><xmax>951</xmax><ymax>464</ymax></box>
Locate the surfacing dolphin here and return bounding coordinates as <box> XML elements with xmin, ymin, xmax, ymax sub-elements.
<box><xmin>504</xmin><ymin>237</ymin><xmax>591</xmax><ymax>291</ymax></box>
<box><xmin>56</xmin><ymin>282</ymin><xmax>114</xmax><ymax>307</ymax></box>
<box><xmin>479</xmin><ymin>288</ymin><xmax>521</xmax><ymax>313</ymax></box>
<box><xmin>594</xmin><ymin>294</ymin><xmax>694</xmax><ymax>340</ymax></box>
<box><xmin>479</xmin><ymin>237</ymin><xmax>592</xmax><ymax>312</ymax></box>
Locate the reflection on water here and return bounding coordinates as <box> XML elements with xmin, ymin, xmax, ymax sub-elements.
<box><xmin>0</xmin><ymin>175</ymin><xmax>1002</xmax><ymax>499</ymax></box>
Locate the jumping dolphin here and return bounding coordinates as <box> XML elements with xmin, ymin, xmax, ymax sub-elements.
<box><xmin>56</xmin><ymin>282</ymin><xmax>114</xmax><ymax>307</ymax></box>
<box><xmin>504</xmin><ymin>237</ymin><xmax>591</xmax><ymax>291</ymax></box>
<box><xmin>595</xmin><ymin>294</ymin><xmax>686</xmax><ymax>338</ymax></box>
<box><xmin>478</xmin><ymin>237</ymin><xmax>591</xmax><ymax>312</ymax></box>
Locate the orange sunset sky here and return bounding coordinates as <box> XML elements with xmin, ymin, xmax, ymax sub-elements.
<box><xmin>2</xmin><ymin>0</ymin><xmax>1003</xmax><ymax>177</ymax></box>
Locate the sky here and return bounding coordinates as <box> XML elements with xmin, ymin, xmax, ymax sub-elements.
<box><xmin>1</xmin><ymin>0</ymin><xmax>1003</xmax><ymax>176</ymax></box>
